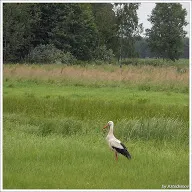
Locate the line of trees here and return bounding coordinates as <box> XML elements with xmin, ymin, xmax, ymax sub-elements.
<box><xmin>3</xmin><ymin>3</ymin><xmax>189</xmax><ymax>64</ymax></box>
<box><xmin>135</xmin><ymin>37</ymin><xmax>189</xmax><ymax>59</ymax></box>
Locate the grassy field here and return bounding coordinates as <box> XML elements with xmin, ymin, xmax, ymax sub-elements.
<box><xmin>3</xmin><ymin>63</ymin><xmax>189</xmax><ymax>189</ymax></box>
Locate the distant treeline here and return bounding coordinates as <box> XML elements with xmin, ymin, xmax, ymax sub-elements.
<box><xmin>3</xmin><ymin>3</ymin><xmax>189</xmax><ymax>64</ymax></box>
<box><xmin>135</xmin><ymin>37</ymin><xmax>189</xmax><ymax>59</ymax></box>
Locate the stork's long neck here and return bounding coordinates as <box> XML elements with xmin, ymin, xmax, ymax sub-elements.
<box><xmin>108</xmin><ymin>124</ymin><xmax>114</xmax><ymax>136</ymax></box>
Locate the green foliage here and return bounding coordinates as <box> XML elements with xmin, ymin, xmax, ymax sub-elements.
<box><xmin>60</xmin><ymin>52</ymin><xmax>77</xmax><ymax>65</ymax></box>
<box><xmin>3</xmin><ymin>3</ymin><xmax>99</xmax><ymax>62</ymax></box>
<box><xmin>93</xmin><ymin>45</ymin><xmax>114</xmax><ymax>62</ymax></box>
<box><xmin>135</xmin><ymin>37</ymin><xmax>189</xmax><ymax>59</ymax></box>
<box><xmin>146</xmin><ymin>3</ymin><xmax>188</xmax><ymax>61</ymax></box>
<box><xmin>114</xmin><ymin>3</ymin><xmax>143</xmax><ymax>59</ymax></box>
<box><xmin>3</xmin><ymin>3</ymin><xmax>144</xmax><ymax>63</ymax></box>
<box><xmin>3</xmin><ymin>4</ymin><xmax>40</xmax><ymax>62</ymax></box>
<box><xmin>26</xmin><ymin>44</ymin><xmax>61</xmax><ymax>64</ymax></box>
<box><xmin>26</xmin><ymin>44</ymin><xmax>77</xmax><ymax>64</ymax></box>
<box><xmin>91</xmin><ymin>4</ymin><xmax>117</xmax><ymax>52</ymax></box>
<box><xmin>48</xmin><ymin>4</ymin><xmax>99</xmax><ymax>60</ymax></box>
<box><xmin>3</xmin><ymin>3</ymin><xmax>189</xmax><ymax>63</ymax></box>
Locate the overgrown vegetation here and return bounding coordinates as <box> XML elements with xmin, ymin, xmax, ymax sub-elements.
<box><xmin>3</xmin><ymin>64</ymin><xmax>189</xmax><ymax>189</ymax></box>
<box><xmin>3</xmin><ymin>61</ymin><xmax>189</xmax><ymax>93</ymax></box>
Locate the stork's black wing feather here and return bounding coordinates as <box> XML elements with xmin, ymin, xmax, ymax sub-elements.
<box><xmin>112</xmin><ymin>142</ymin><xmax>131</xmax><ymax>159</ymax></box>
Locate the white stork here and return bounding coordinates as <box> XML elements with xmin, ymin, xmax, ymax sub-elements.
<box><xmin>103</xmin><ymin>121</ymin><xmax>131</xmax><ymax>161</ymax></box>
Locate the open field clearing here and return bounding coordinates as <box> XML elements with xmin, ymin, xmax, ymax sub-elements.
<box><xmin>3</xmin><ymin>63</ymin><xmax>189</xmax><ymax>189</ymax></box>
<box><xmin>4</xmin><ymin>63</ymin><xmax>189</xmax><ymax>92</ymax></box>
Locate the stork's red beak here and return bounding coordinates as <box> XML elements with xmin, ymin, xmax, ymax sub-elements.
<box><xmin>103</xmin><ymin>124</ymin><xmax>109</xmax><ymax>129</ymax></box>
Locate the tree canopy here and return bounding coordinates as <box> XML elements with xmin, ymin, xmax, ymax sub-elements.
<box><xmin>3</xmin><ymin>3</ymin><xmax>189</xmax><ymax>63</ymax></box>
<box><xmin>114</xmin><ymin>3</ymin><xmax>143</xmax><ymax>60</ymax></box>
<box><xmin>145</xmin><ymin>3</ymin><xmax>188</xmax><ymax>61</ymax></box>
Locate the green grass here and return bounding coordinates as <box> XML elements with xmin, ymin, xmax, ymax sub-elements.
<box><xmin>3</xmin><ymin>81</ymin><xmax>189</xmax><ymax>106</ymax></box>
<box><xmin>3</xmin><ymin>62</ymin><xmax>189</xmax><ymax>93</ymax></box>
<box><xmin>3</xmin><ymin>64</ymin><xmax>189</xmax><ymax>189</ymax></box>
<box><xmin>3</xmin><ymin>129</ymin><xmax>189</xmax><ymax>189</ymax></box>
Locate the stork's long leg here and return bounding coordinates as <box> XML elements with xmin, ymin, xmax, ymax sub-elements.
<box><xmin>115</xmin><ymin>151</ymin><xmax>118</xmax><ymax>161</ymax></box>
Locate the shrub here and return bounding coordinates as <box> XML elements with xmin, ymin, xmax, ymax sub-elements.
<box><xmin>60</xmin><ymin>51</ymin><xmax>77</xmax><ymax>65</ymax></box>
<box><xmin>26</xmin><ymin>44</ymin><xmax>76</xmax><ymax>64</ymax></box>
<box><xmin>93</xmin><ymin>45</ymin><xmax>114</xmax><ymax>63</ymax></box>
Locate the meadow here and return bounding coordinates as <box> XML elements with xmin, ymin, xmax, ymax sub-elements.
<box><xmin>3</xmin><ymin>61</ymin><xmax>189</xmax><ymax>189</ymax></box>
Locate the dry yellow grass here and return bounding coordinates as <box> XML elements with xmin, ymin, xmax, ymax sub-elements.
<box><xmin>3</xmin><ymin>64</ymin><xmax>188</xmax><ymax>87</ymax></box>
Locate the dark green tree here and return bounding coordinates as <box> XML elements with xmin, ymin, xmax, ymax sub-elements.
<box><xmin>32</xmin><ymin>3</ymin><xmax>98</xmax><ymax>61</ymax></box>
<box><xmin>146</xmin><ymin>3</ymin><xmax>188</xmax><ymax>61</ymax></box>
<box><xmin>114</xmin><ymin>3</ymin><xmax>143</xmax><ymax>61</ymax></box>
<box><xmin>91</xmin><ymin>4</ymin><xmax>117</xmax><ymax>49</ymax></box>
<box><xmin>3</xmin><ymin>3</ymin><xmax>39</xmax><ymax>62</ymax></box>
<box><xmin>3</xmin><ymin>3</ymin><xmax>99</xmax><ymax>62</ymax></box>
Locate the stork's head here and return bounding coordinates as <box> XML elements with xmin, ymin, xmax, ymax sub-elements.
<box><xmin>103</xmin><ymin>121</ymin><xmax>114</xmax><ymax>129</ymax></box>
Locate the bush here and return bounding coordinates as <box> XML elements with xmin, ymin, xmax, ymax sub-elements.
<box><xmin>26</xmin><ymin>44</ymin><xmax>76</xmax><ymax>64</ymax></box>
<box><xmin>93</xmin><ymin>45</ymin><xmax>114</xmax><ymax>63</ymax></box>
<box><xmin>60</xmin><ymin>51</ymin><xmax>77</xmax><ymax>65</ymax></box>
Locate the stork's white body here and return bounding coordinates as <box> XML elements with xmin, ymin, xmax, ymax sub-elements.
<box><xmin>106</xmin><ymin>128</ymin><xmax>123</xmax><ymax>151</ymax></box>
